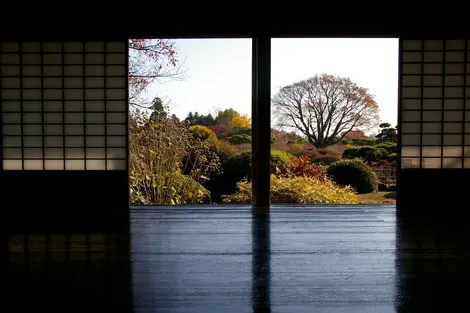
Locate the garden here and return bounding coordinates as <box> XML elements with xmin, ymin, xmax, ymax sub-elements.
<box><xmin>129</xmin><ymin>99</ymin><xmax>398</xmax><ymax>206</ymax></box>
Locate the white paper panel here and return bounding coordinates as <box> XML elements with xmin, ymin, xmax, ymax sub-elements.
<box><xmin>444</xmin><ymin>99</ymin><xmax>463</xmax><ymax>109</ymax></box>
<box><xmin>107</xmin><ymin>136</ymin><xmax>126</xmax><ymax>147</ymax></box>
<box><xmin>65</xmin><ymin>147</ymin><xmax>84</xmax><ymax>158</ymax></box>
<box><xmin>2</xmin><ymin>77</ymin><xmax>20</xmax><ymax>88</ymax></box>
<box><xmin>64</xmin><ymin>77</ymin><xmax>83</xmax><ymax>88</ymax></box>
<box><xmin>1</xmin><ymin>42</ymin><xmax>19</xmax><ymax>52</ymax></box>
<box><xmin>2</xmin><ymin>65</ymin><xmax>20</xmax><ymax>76</ymax></box>
<box><xmin>106</xmin><ymin>65</ymin><xmax>125</xmax><ymax>76</ymax></box>
<box><xmin>23</xmin><ymin>113</ymin><xmax>42</xmax><ymax>123</ymax></box>
<box><xmin>85</xmin><ymin>101</ymin><xmax>105</xmax><ymax>111</ymax></box>
<box><xmin>2</xmin><ymin>53</ymin><xmax>20</xmax><ymax>64</ymax></box>
<box><xmin>23</xmin><ymin>89</ymin><xmax>42</xmax><ymax>100</ymax></box>
<box><xmin>2</xmin><ymin>89</ymin><xmax>21</xmax><ymax>100</ymax></box>
<box><xmin>86</xmin><ymin>160</ymin><xmax>106</xmax><ymax>170</ymax></box>
<box><xmin>43</xmin><ymin>42</ymin><xmax>62</xmax><ymax>53</ymax></box>
<box><xmin>402</xmin><ymin>158</ymin><xmax>420</xmax><ymax>168</ymax></box>
<box><xmin>44</xmin><ymin>125</ymin><xmax>63</xmax><ymax>135</ymax></box>
<box><xmin>442</xmin><ymin>158</ymin><xmax>461</xmax><ymax>168</ymax></box>
<box><xmin>107</xmin><ymin>112</ymin><xmax>126</xmax><ymax>123</ymax></box>
<box><xmin>443</xmin><ymin>147</ymin><xmax>462</xmax><ymax>157</ymax></box>
<box><xmin>65</xmin><ymin>89</ymin><xmax>83</xmax><ymax>100</ymax></box>
<box><xmin>85</xmin><ymin>77</ymin><xmax>104</xmax><ymax>88</ymax></box>
<box><xmin>467</xmin><ymin>111</ymin><xmax>470</xmax><ymax>121</ymax></box>
<box><xmin>45</xmin><ymin>136</ymin><xmax>63</xmax><ymax>147</ymax></box>
<box><xmin>423</xmin><ymin>87</ymin><xmax>441</xmax><ymax>98</ymax></box>
<box><xmin>43</xmin><ymin>65</ymin><xmax>62</xmax><ymax>76</ymax></box>
<box><xmin>23</xmin><ymin>136</ymin><xmax>42</xmax><ymax>147</ymax></box>
<box><xmin>423</xmin><ymin>111</ymin><xmax>442</xmax><ymax>121</ymax></box>
<box><xmin>64</xmin><ymin>65</ymin><xmax>83</xmax><ymax>76</ymax></box>
<box><xmin>444</xmin><ymin>87</ymin><xmax>464</xmax><ymax>98</ymax></box>
<box><xmin>424</xmin><ymin>40</ymin><xmax>443</xmax><ymax>50</ymax></box>
<box><xmin>64</xmin><ymin>101</ymin><xmax>83</xmax><ymax>112</ymax></box>
<box><xmin>65</xmin><ymin>113</ymin><xmax>84</xmax><ymax>124</ymax></box>
<box><xmin>23</xmin><ymin>125</ymin><xmax>42</xmax><ymax>135</ymax></box>
<box><xmin>444</xmin><ymin>111</ymin><xmax>462</xmax><ymax>121</ymax></box>
<box><xmin>443</xmin><ymin>123</ymin><xmax>462</xmax><ymax>133</ymax></box>
<box><xmin>402</xmin><ymin>75</ymin><xmax>421</xmax><ymax>86</ymax></box>
<box><xmin>402</xmin><ymin>64</ymin><xmax>421</xmax><ymax>75</ymax></box>
<box><xmin>402</xmin><ymin>134</ymin><xmax>420</xmax><ymax>145</ymax></box>
<box><xmin>2</xmin><ymin>112</ymin><xmax>21</xmax><ymax>123</ymax></box>
<box><xmin>465</xmin><ymin>147</ymin><xmax>470</xmax><ymax>157</ymax></box>
<box><xmin>3</xmin><ymin>125</ymin><xmax>21</xmax><ymax>135</ymax></box>
<box><xmin>44</xmin><ymin>89</ymin><xmax>62</xmax><ymax>100</ymax></box>
<box><xmin>107</xmin><ymin>101</ymin><xmax>126</xmax><ymax>111</ymax></box>
<box><xmin>3</xmin><ymin>148</ymin><xmax>22</xmax><ymax>158</ymax></box>
<box><xmin>106</xmin><ymin>53</ymin><xmax>126</xmax><ymax>64</ymax></box>
<box><xmin>446</xmin><ymin>40</ymin><xmax>465</xmax><ymax>50</ymax></box>
<box><xmin>86</xmin><ymin>113</ymin><xmax>105</xmax><ymax>123</ymax></box>
<box><xmin>423</xmin><ymin>52</ymin><xmax>443</xmax><ymax>62</ymax></box>
<box><xmin>403</xmin><ymin>52</ymin><xmax>421</xmax><ymax>62</ymax></box>
<box><xmin>22</xmin><ymin>42</ymin><xmax>41</xmax><ymax>52</ymax></box>
<box><xmin>423</xmin><ymin>75</ymin><xmax>442</xmax><ymax>86</ymax></box>
<box><xmin>85</xmin><ymin>54</ymin><xmax>105</xmax><ymax>64</ymax></box>
<box><xmin>43</xmin><ymin>54</ymin><xmax>62</xmax><ymax>65</ymax></box>
<box><xmin>423</xmin><ymin>99</ymin><xmax>441</xmax><ymax>110</ymax></box>
<box><xmin>465</xmin><ymin>134</ymin><xmax>470</xmax><ymax>145</ymax></box>
<box><xmin>45</xmin><ymin>160</ymin><xmax>64</xmax><ymax>170</ymax></box>
<box><xmin>466</xmin><ymin>123</ymin><xmax>470</xmax><ymax>133</ymax></box>
<box><xmin>422</xmin><ymin>146</ymin><xmax>441</xmax><ymax>157</ymax></box>
<box><xmin>45</xmin><ymin>148</ymin><xmax>64</xmax><ymax>158</ymax></box>
<box><xmin>402</xmin><ymin>111</ymin><xmax>421</xmax><ymax>121</ymax></box>
<box><xmin>446</xmin><ymin>51</ymin><xmax>465</xmax><ymax>62</ymax></box>
<box><xmin>402</xmin><ymin>146</ymin><xmax>420</xmax><ymax>156</ymax></box>
<box><xmin>85</xmin><ymin>42</ymin><xmax>104</xmax><ymax>53</ymax></box>
<box><xmin>65</xmin><ymin>125</ymin><xmax>84</xmax><ymax>135</ymax></box>
<box><xmin>65</xmin><ymin>160</ymin><xmax>85</xmax><ymax>170</ymax></box>
<box><xmin>43</xmin><ymin>77</ymin><xmax>62</xmax><ymax>88</ymax></box>
<box><xmin>64</xmin><ymin>54</ymin><xmax>82</xmax><ymax>64</ymax></box>
<box><xmin>463</xmin><ymin>158</ymin><xmax>470</xmax><ymax>168</ymax></box>
<box><xmin>445</xmin><ymin>64</ymin><xmax>465</xmax><ymax>74</ymax></box>
<box><xmin>23</xmin><ymin>54</ymin><xmax>41</xmax><ymax>65</ymax></box>
<box><xmin>106</xmin><ymin>89</ymin><xmax>125</xmax><ymax>100</ymax></box>
<box><xmin>422</xmin><ymin>158</ymin><xmax>441</xmax><ymax>168</ymax></box>
<box><xmin>23</xmin><ymin>101</ymin><xmax>41</xmax><ymax>112</ymax></box>
<box><xmin>85</xmin><ymin>65</ymin><xmax>104</xmax><ymax>76</ymax></box>
<box><xmin>86</xmin><ymin>136</ymin><xmax>105</xmax><ymax>147</ymax></box>
<box><xmin>107</xmin><ymin>148</ymin><xmax>126</xmax><ymax>159</ymax></box>
<box><xmin>402</xmin><ymin>123</ymin><xmax>421</xmax><ymax>134</ymax></box>
<box><xmin>422</xmin><ymin>134</ymin><xmax>441</xmax><ymax>145</ymax></box>
<box><xmin>424</xmin><ymin>64</ymin><xmax>442</xmax><ymax>74</ymax></box>
<box><xmin>106</xmin><ymin>42</ymin><xmax>126</xmax><ymax>53</ymax></box>
<box><xmin>64</xmin><ymin>42</ymin><xmax>83</xmax><ymax>52</ymax></box>
<box><xmin>107</xmin><ymin>159</ymin><xmax>126</xmax><ymax>170</ymax></box>
<box><xmin>86</xmin><ymin>125</ymin><xmax>105</xmax><ymax>135</ymax></box>
<box><xmin>65</xmin><ymin>137</ymin><xmax>84</xmax><ymax>147</ymax></box>
<box><xmin>85</xmin><ymin>89</ymin><xmax>105</xmax><ymax>100</ymax></box>
<box><xmin>2</xmin><ymin>101</ymin><xmax>21</xmax><ymax>111</ymax></box>
<box><xmin>24</xmin><ymin>148</ymin><xmax>43</xmax><ymax>158</ymax></box>
<box><xmin>86</xmin><ymin>148</ymin><xmax>105</xmax><ymax>158</ymax></box>
<box><xmin>106</xmin><ymin>77</ymin><xmax>126</xmax><ymax>88</ymax></box>
<box><xmin>422</xmin><ymin>123</ymin><xmax>441</xmax><ymax>133</ymax></box>
<box><xmin>402</xmin><ymin>87</ymin><xmax>421</xmax><ymax>98</ymax></box>
<box><xmin>44</xmin><ymin>113</ymin><xmax>63</xmax><ymax>123</ymax></box>
<box><xmin>3</xmin><ymin>160</ymin><xmax>23</xmax><ymax>170</ymax></box>
<box><xmin>107</xmin><ymin>124</ymin><xmax>126</xmax><ymax>135</ymax></box>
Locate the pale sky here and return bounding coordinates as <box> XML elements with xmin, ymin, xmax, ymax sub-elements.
<box><xmin>147</xmin><ymin>38</ymin><xmax>399</xmax><ymax>134</ymax></box>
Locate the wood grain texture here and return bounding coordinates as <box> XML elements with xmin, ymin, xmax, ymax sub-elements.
<box><xmin>7</xmin><ymin>205</ymin><xmax>470</xmax><ymax>312</ymax></box>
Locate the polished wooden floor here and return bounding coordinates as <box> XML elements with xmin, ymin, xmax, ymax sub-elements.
<box><xmin>6</xmin><ymin>205</ymin><xmax>470</xmax><ymax>312</ymax></box>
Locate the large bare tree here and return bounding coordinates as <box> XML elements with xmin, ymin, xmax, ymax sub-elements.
<box><xmin>272</xmin><ymin>73</ymin><xmax>380</xmax><ymax>148</ymax></box>
<box><xmin>128</xmin><ymin>39</ymin><xmax>188</xmax><ymax>108</ymax></box>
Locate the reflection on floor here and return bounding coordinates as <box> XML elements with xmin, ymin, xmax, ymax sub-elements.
<box><xmin>6</xmin><ymin>205</ymin><xmax>470</xmax><ymax>312</ymax></box>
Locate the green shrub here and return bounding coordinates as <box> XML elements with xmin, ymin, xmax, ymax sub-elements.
<box><xmin>387</xmin><ymin>153</ymin><xmax>397</xmax><ymax>163</ymax></box>
<box><xmin>377</xmin><ymin>148</ymin><xmax>389</xmax><ymax>158</ymax></box>
<box><xmin>210</xmin><ymin>139</ymin><xmax>237</xmax><ymax>162</ymax></box>
<box><xmin>222</xmin><ymin>175</ymin><xmax>359</xmax><ymax>204</ymax></box>
<box><xmin>231</xmin><ymin>127</ymin><xmax>251</xmax><ymax>135</ymax></box>
<box><xmin>226</xmin><ymin>134</ymin><xmax>252</xmax><ymax>145</ymax></box>
<box><xmin>327</xmin><ymin>159</ymin><xmax>379</xmax><ymax>194</ymax></box>
<box><xmin>270</xmin><ymin>149</ymin><xmax>291</xmax><ymax>173</ymax></box>
<box><xmin>355</xmin><ymin>146</ymin><xmax>382</xmax><ymax>164</ymax></box>
<box><xmin>206</xmin><ymin>150</ymin><xmax>291</xmax><ymax>202</ymax></box>
<box><xmin>375</xmin><ymin>142</ymin><xmax>397</xmax><ymax>155</ymax></box>
<box><xmin>317</xmin><ymin>148</ymin><xmax>340</xmax><ymax>156</ymax></box>
<box><xmin>312</xmin><ymin>154</ymin><xmax>340</xmax><ymax>165</ymax></box>
<box><xmin>342</xmin><ymin>147</ymin><xmax>359</xmax><ymax>159</ymax></box>
<box><xmin>350</xmin><ymin>138</ymin><xmax>376</xmax><ymax>146</ymax></box>
<box><xmin>130</xmin><ymin>171</ymin><xmax>211</xmax><ymax>205</ymax></box>
<box><xmin>189</xmin><ymin>125</ymin><xmax>217</xmax><ymax>141</ymax></box>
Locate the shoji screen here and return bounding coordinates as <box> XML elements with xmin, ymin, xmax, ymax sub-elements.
<box><xmin>1</xmin><ymin>41</ymin><xmax>128</xmax><ymax>171</ymax></box>
<box><xmin>400</xmin><ymin>39</ymin><xmax>470</xmax><ymax>169</ymax></box>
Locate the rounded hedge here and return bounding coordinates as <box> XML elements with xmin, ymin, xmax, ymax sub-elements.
<box><xmin>326</xmin><ymin>159</ymin><xmax>378</xmax><ymax>194</ymax></box>
<box><xmin>226</xmin><ymin>134</ymin><xmax>252</xmax><ymax>145</ymax></box>
<box><xmin>188</xmin><ymin>125</ymin><xmax>217</xmax><ymax>141</ymax></box>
